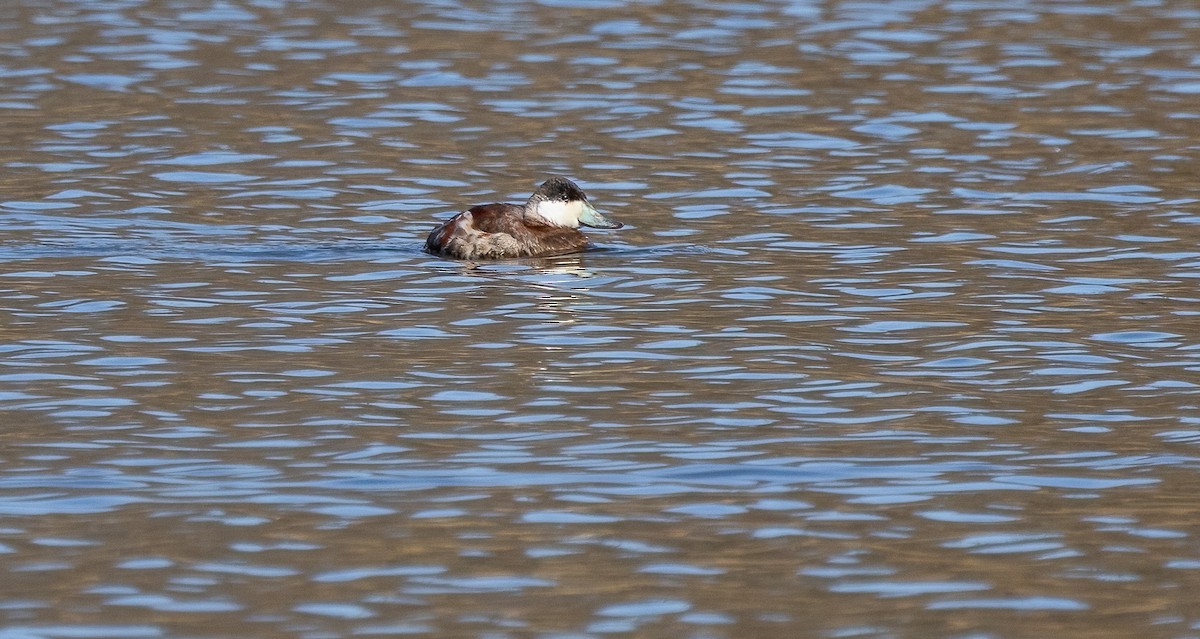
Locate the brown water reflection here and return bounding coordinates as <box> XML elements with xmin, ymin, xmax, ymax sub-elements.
<box><xmin>2</xmin><ymin>0</ymin><xmax>1200</xmax><ymax>638</ymax></box>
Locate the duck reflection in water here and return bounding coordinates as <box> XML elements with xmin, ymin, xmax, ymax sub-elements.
<box><xmin>424</xmin><ymin>176</ymin><xmax>623</xmax><ymax>260</ymax></box>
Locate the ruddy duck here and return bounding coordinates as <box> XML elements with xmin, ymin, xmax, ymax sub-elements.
<box><xmin>424</xmin><ymin>176</ymin><xmax>623</xmax><ymax>260</ymax></box>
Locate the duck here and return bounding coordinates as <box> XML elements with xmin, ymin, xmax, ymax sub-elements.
<box><xmin>424</xmin><ymin>176</ymin><xmax>623</xmax><ymax>260</ymax></box>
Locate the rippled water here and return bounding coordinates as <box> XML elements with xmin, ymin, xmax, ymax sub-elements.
<box><xmin>3</xmin><ymin>0</ymin><xmax>1200</xmax><ymax>637</ymax></box>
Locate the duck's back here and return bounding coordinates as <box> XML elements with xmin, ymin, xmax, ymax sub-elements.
<box><xmin>425</xmin><ymin>204</ymin><xmax>589</xmax><ymax>259</ymax></box>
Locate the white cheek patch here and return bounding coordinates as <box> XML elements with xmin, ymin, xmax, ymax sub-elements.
<box><xmin>535</xmin><ymin>200</ymin><xmax>582</xmax><ymax>228</ymax></box>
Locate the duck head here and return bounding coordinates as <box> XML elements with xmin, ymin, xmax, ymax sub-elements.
<box><xmin>525</xmin><ymin>176</ymin><xmax>623</xmax><ymax>229</ymax></box>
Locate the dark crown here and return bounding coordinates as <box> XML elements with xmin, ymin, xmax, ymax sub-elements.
<box><xmin>534</xmin><ymin>176</ymin><xmax>588</xmax><ymax>202</ymax></box>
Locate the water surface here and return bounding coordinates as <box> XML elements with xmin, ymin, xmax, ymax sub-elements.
<box><xmin>2</xmin><ymin>1</ymin><xmax>1200</xmax><ymax>637</ymax></box>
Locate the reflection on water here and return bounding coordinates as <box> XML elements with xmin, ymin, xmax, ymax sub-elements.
<box><xmin>3</xmin><ymin>0</ymin><xmax>1200</xmax><ymax>637</ymax></box>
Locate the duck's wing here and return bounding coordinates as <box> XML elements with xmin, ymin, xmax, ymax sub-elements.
<box><xmin>459</xmin><ymin>203</ymin><xmax>524</xmax><ymax>234</ymax></box>
<box><xmin>425</xmin><ymin>204</ymin><xmax>526</xmax><ymax>259</ymax></box>
<box><xmin>425</xmin><ymin>204</ymin><xmax>513</xmax><ymax>247</ymax></box>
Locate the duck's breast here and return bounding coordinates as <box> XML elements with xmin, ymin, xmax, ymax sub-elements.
<box><xmin>518</xmin><ymin>224</ymin><xmax>590</xmax><ymax>257</ymax></box>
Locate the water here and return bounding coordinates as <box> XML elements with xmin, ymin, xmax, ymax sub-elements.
<box><xmin>2</xmin><ymin>0</ymin><xmax>1200</xmax><ymax>637</ymax></box>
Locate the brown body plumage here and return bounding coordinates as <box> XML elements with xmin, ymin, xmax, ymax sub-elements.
<box><xmin>424</xmin><ymin>177</ymin><xmax>622</xmax><ymax>260</ymax></box>
<box><xmin>425</xmin><ymin>203</ymin><xmax>591</xmax><ymax>259</ymax></box>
